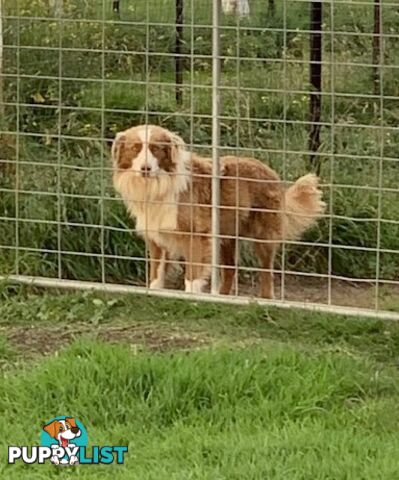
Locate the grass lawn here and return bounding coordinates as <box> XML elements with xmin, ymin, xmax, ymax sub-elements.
<box><xmin>1</xmin><ymin>284</ymin><xmax>399</xmax><ymax>479</ymax></box>
<box><xmin>1</xmin><ymin>4</ymin><xmax>399</xmax><ymax>476</ymax></box>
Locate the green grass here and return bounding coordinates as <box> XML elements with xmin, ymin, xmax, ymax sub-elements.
<box><xmin>3</xmin><ymin>341</ymin><xmax>399</xmax><ymax>479</ymax></box>
<box><xmin>1</xmin><ymin>7</ymin><xmax>399</xmax><ymax>477</ymax></box>
<box><xmin>1</xmin><ymin>0</ymin><xmax>399</xmax><ymax>290</ymax></box>
<box><xmin>1</xmin><ymin>287</ymin><xmax>399</xmax><ymax>478</ymax></box>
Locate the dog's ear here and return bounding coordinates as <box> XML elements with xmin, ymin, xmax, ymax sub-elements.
<box><xmin>65</xmin><ymin>417</ymin><xmax>77</xmax><ymax>428</ymax></box>
<box><xmin>111</xmin><ymin>132</ymin><xmax>127</xmax><ymax>166</ymax></box>
<box><xmin>43</xmin><ymin>420</ymin><xmax>59</xmax><ymax>439</ymax></box>
<box><xmin>168</xmin><ymin>131</ymin><xmax>186</xmax><ymax>164</ymax></box>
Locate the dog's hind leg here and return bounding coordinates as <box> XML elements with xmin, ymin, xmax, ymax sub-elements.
<box><xmin>219</xmin><ymin>239</ymin><xmax>237</xmax><ymax>295</ymax></box>
<box><xmin>254</xmin><ymin>241</ymin><xmax>276</xmax><ymax>299</ymax></box>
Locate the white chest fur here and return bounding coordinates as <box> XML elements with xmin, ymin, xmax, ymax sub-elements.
<box><xmin>113</xmin><ymin>170</ymin><xmax>188</xmax><ymax>249</ymax></box>
<box><xmin>133</xmin><ymin>192</ymin><xmax>178</xmax><ymax>242</ymax></box>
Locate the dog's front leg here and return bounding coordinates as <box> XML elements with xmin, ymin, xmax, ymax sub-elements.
<box><xmin>183</xmin><ymin>236</ymin><xmax>210</xmax><ymax>294</ymax></box>
<box><xmin>148</xmin><ymin>240</ymin><xmax>167</xmax><ymax>290</ymax></box>
<box><xmin>51</xmin><ymin>455</ymin><xmax>60</xmax><ymax>465</ymax></box>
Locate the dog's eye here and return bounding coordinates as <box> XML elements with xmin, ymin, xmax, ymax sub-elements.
<box><xmin>59</xmin><ymin>426</ymin><xmax>64</xmax><ymax>432</ymax></box>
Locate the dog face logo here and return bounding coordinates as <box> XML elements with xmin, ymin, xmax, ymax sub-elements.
<box><xmin>9</xmin><ymin>416</ymin><xmax>127</xmax><ymax>466</ymax></box>
<box><xmin>43</xmin><ymin>418</ymin><xmax>81</xmax><ymax>449</ymax></box>
<box><xmin>41</xmin><ymin>416</ymin><xmax>87</xmax><ymax>466</ymax></box>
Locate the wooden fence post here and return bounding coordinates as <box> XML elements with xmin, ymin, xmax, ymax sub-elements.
<box><xmin>112</xmin><ymin>1</ymin><xmax>120</xmax><ymax>15</ymax></box>
<box><xmin>175</xmin><ymin>0</ymin><xmax>184</xmax><ymax>105</ymax></box>
<box><xmin>309</xmin><ymin>1</ymin><xmax>323</xmax><ymax>172</ymax></box>
<box><xmin>268</xmin><ymin>0</ymin><xmax>275</xmax><ymax>16</ymax></box>
<box><xmin>0</xmin><ymin>0</ymin><xmax>4</xmax><ymax>118</ymax></box>
<box><xmin>372</xmin><ymin>0</ymin><xmax>381</xmax><ymax>95</ymax></box>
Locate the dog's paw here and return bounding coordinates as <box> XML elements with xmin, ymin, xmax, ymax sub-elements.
<box><xmin>51</xmin><ymin>455</ymin><xmax>60</xmax><ymax>465</ymax></box>
<box><xmin>69</xmin><ymin>455</ymin><xmax>79</xmax><ymax>465</ymax></box>
<box><xmin>185</xmin><ymin>278</ymin><xmax>207</xmax><ymax>293</ymax></box>
<box><xmin>150</xmin><ymin>278</ymin><xmax>164</xmax><ymax>290</ymax></box>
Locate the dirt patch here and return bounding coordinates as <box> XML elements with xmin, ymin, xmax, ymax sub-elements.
<box><xmin>98</xmin><ymin>325</ymin><xmax>208</xmax><ymax>351</ymax></box>
<box><xmin>5</xmin><ymin>327</ymin><xmax>73</xmax><ymax>358</ymax></box>
<box><xmin>2</xmin><ymin>324</ymin><xmax>210</xmax><ymax>359</ymax></box>
<box><xmin>219</xmin><ymin>275</ymin><xmax>399</xmax><ymax>311</ymax></box>
<box><xmin>279</xmin><ymin>276</ymin><xmax>399</xmax><ymax>311</ymax></box>
<box><xmin>165</xmin><ymin>264</ymin><xmax>399</xmax><ymax>311</ymax></box>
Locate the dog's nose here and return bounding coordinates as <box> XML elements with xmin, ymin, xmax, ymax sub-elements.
<box><xmin>140</xmin><ymin>165</ymin><xmax>151</xmax><ymax>176</ymax></box>
<box><xmin>71</xmin><ymin>427</ymin><xmax>80</xmax><ymax>434</ymax></box>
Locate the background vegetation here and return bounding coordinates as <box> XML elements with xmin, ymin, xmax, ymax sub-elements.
<box><xmin>0</xmin><ymin>0</ymin><xmax>398</xmax><ymax>298</ymax></box>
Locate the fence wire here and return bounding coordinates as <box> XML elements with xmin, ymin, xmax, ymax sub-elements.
<box><xmin>0</xmin><ymin>0</ymin><xmax>398</xmax><ymax>319</ymax></box>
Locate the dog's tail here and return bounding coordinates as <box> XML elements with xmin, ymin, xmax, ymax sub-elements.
<box><xmin>283</xmin><ymin>174</ymin><xmax>325</xmax><ymax>240</ymax></box>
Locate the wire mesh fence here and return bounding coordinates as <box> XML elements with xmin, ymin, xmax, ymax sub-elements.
<box><xmin>0</xmin><ymin>0</ymin><xmax>398</xmax><ymax>319</ymax></box>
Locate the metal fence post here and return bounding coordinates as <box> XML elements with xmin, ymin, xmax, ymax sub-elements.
<box><xmin>211</xmin><ymin>0</ymin><xmax>221</xmax><ymax>295</ymax></box>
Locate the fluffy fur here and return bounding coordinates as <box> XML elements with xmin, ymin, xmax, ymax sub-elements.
<box><xmin>112</xmin><ymin>124</ymin><xmax>325</xmax><ymax>298</ymax></box>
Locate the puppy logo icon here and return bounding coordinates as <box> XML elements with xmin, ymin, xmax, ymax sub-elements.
<box><xmin>42</xmin><ymin>417</ymin><xmax>87</xmax><ymax>465</ymax></box>
<box><xmin>8</xmin><ymin>416</ymin><xmax>127</xmax><ymax>466</ymax></box>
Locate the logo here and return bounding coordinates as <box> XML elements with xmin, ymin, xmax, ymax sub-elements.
<box><xmin>8</xmin><ymin>416</ymin><xmax>128</xmax><ymax>466</ymax></box>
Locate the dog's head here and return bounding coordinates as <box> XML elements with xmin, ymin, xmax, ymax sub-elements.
<box><xmin>43</xmin><ymin>418</ymin><xmax>81</xmax><ymax>448</ymax></box>
<box><xmin>111</xmin><ymin>125</ymin><xmax>187</xmax><ymax>178</ymax></box>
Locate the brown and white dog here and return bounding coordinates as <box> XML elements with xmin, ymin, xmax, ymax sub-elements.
<box><xmin>43</xmin><ymin>418</ymin><xmax>81</xmax><ymax>465</ymax></box>
<box><xmin>112</xmin><ymin>124</ymin><xmax>325</xmax><ymax>298</ymax></box>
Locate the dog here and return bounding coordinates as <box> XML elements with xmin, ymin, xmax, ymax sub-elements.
<box><xmin>43</xmin><ymin>418</ymin><xmax>81</xmax><ymax>465</ymax></box>
<box><xmin>112</xmin><ymin>124</ymin><xmax>325</xmax><ymax>298</ymax></box>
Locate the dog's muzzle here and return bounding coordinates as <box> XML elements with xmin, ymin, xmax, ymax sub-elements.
<box><xmin>140</xmin><ymin>165</ymin><xmax>152</xmax><ymax>177</ymax></box>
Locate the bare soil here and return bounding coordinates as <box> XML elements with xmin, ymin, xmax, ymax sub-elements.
<box><xmin>168</xmin><ymin>271</ymin><xmax>399</xmax><ymax>311</ymax></box>
<box><xmin>239</xmin><ymin>275</ymin><xmax>399</xmax><ymax>311</ymax></box>
<box><xmin>2</xmin><ymin>275</ymin><xmax>397</xmax><ymax>360</ymax></box>
<box><xmin>2</xmin><ymin>324</ymin><xmax>210</xmax><ymax>360</ymax></box>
